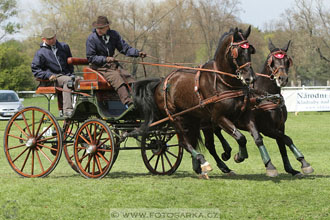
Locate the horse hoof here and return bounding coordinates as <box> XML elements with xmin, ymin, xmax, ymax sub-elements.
<box><xmin>234</xmin><ymin>153</ymin><xmax>244</xmax><ymax>163</ymax></box>
<box><xmin>302</xmin><ymin>166</ymin><xmax>314</xmax><ymax>174</ymax></box>
<box><xmin>198</xmin><ymin>173</ymin><xmax>210</xmax><ymax>180</ymax></box>
<box><xmin>266</xmin><ymin>169</ymin><xmax>278</xmax><ymax>177</ymax></box>
<box><xmin>221</xmin><ymin>153</ymin><xmax>230</xmax><ymax>161</ymax></box>
<box><xmin>226</xmin><ymin>170</ymin><xmax>236</xmax><ymax>176</ymax></box>
<box><xmin>201</xmin><ymin>162</ymin><xmax>213</xmax><ymax>173</ymax></box>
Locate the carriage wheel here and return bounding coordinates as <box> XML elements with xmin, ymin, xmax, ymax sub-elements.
<box><xmin>74</xmin><ymin>119</ymin><xmax>115</xmax><ymax>179</ymax></box>
<box><xmin>63</xmin><ymin>120</ymin><xmax>80</xmax><ymax>173</ymax></box>
<box><xmin>3</xmin><ymin>107</ymin><xmax>62</xmax><ymax>177</ymax></box>
<box><xmin>141</xmin><ymin>126</ymin><xmax>183</xmax><ymax>175</ymax></box>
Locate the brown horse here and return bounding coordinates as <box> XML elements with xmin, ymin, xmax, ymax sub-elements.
<box><xmin>133</xmin><ymin>26</ymin><xmax>257</xmax><ymax>178</ymax></box>
<box><xmin>203</xmin><ymin>39</ymin><xmax>314</xmax><ymax>176</ymax></box>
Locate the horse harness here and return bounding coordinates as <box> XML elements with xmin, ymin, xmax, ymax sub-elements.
<box><xmin>265</xmin><ymin>50</ymin><xmax>293</xmax><ymax>80</ymax></box>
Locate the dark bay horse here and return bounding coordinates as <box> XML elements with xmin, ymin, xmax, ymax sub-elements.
<box><xmin>133</xmin><ymin>26</ymin><xmax>257</xmax><ymax>179</ymax></box>
<box><xmin>203</xmin><ymin>39</ymin><xmax>314</xmax><ymax>176</ymax></box>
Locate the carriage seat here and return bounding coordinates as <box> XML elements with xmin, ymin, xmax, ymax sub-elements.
<box><xmin>35</xmin><ymin>78</ymin><xmax>63</xmax><ymax>111</ymax></box>
<box><xmin>67</xmin><ymin>57</ymin><xmax>114</xmax><ymax>91</ymax></box>
<box><xmin>35</xmin><ymin>79</ymin><xmax>56</xmax><ymax>94</ymax></box>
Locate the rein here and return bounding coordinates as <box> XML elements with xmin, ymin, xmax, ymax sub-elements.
<box><xmin>115</xmin><ymin>59</ymin><xmax>238</xmax><ymax>78</ymax></box>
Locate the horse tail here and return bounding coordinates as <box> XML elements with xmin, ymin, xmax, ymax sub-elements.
<box><xmin>132</xmin><ymin>78</ymin><xmax>162</xmax><ymax>133</ymax></box>
<box><xmin>182</xmin><ymin>116</ymin><xmax>203</xmax><ymax>152</ymax></box>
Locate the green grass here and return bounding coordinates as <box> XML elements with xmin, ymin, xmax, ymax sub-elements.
<box><xmin>1</xmin><ymin>97</ymin><xmax>330</xmax><ymax>219</ymax></box>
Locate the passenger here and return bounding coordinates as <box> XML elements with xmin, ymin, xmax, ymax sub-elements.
<box><xmin>31</xmin><ymin>27</ymin><xmax>74</xmax><ymax>117</ymax></box>
<box><xmin>86</xmin><ymin>15</ymin><xmax>147</xmax><ymax>108</ymax></box>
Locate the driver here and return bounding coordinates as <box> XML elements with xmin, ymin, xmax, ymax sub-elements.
<box><xmin>86</xmin><ymin>15</ymin><xmax>146</xmax><ymax>108</ymax></box>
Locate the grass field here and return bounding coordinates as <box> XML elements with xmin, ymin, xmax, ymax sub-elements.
<box><xmin>0</xmin><ymin>97</ymin><xmax>330</xmax><ymax>219</ymax></box>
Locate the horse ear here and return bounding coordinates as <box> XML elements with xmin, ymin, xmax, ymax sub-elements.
<box><xmin>243</xmin><ymin>25</ymin><xmax>251</xmax><ymax>39</ymax></box>
<box><xmin>233</xmin><ymin>27</ymin><xmax>239</xmax><ymax>41</ymax></box>
<box><xmin>268</xmin><ymin>39</ymin><xmax>276</xmax><ymax>51</ymax></box>
<box><xmin>282</xmin><ymin>40</ymin><xmax>291</xmax><ymax>52</ymax></box>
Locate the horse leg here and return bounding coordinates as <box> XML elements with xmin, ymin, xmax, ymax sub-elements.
<box><xmin>247</xmin><ymin>121</ymin><xmax>278</xmax><ymax>177</ymax></box>
<box><xmin>283</xmin><ymin>135</ymin><xmax>314</xmax><ymax>174</ymax></box>
<box><xmin>217</xmin><ymin>117</ymin><xmax>248</xmax><ymax>163</ymax></box>
<box><xmin>173</xmin><ymin>118</ymin><xmax>213</xmax><ymax>179</ymax></box>
<box><xmin>276</xmin><ymin>138</ymin><xmax>302</xmax><ymax>176</ymax></box>
<box><xmin>261</xmin><ymin>127</ymin><xmax>301</xmax><ymax>176</ymax></box>
<box><xmin>202</xmin><ymin>127</ymin><xmax>234</xmax><ymax>175</ymax></box>
<box><xmin>214</xmin><ymin>126</ymin><xmax>232</xmax><ymax>161</ymax></box>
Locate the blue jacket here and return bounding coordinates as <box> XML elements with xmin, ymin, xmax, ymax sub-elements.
<box><xmin>86</xmin><ymin>29</ymin><xmax>140</xmax><ymax>66</ymax></box>
<box><xmin>31</xmin><ymin>41</ymin><xmax>74</xmax><ymax>79</ymax></box>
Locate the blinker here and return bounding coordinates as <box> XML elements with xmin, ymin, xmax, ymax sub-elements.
<box><xmin>274</xmin><ymin>53</ymin><xmax>285</xmax><ymax>59</ymax></box>
<box><xmin>240</xmin><ymin>43</ymin><xmax>250</xmax><ymax>49</ymax></box>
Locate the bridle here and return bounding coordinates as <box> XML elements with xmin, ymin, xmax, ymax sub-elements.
<box><xmin>226</xmin><ymin>34</ymin><xmax>252</xmax><ymax>79</ymax></box>
<box><xmin>267</xmin><ymin>50</ymin><xmax>292</xmax><ymax>80</ymax></box>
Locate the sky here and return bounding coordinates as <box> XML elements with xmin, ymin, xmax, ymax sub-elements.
<box><xmin>7</xmin><ymin>0</ymin><xmax>330</xmax><ymax>40</ymax></box>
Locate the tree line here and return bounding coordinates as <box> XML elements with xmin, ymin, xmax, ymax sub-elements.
<box><xmin>0</xmin><ymin>0</ymin><xmax>329</xmax><ymax>91</ymax></box>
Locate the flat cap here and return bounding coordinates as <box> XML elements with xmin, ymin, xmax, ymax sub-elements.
<box><xmin>41</xmin><ymin>27</ymin><xmax>56</xmax><ymax>39</ymax></box>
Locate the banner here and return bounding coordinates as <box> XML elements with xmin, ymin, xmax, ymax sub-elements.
<box><xmin>281</xmin><ymin>89</ymin><xmax>330</xmax><ymax>112</ymax></box>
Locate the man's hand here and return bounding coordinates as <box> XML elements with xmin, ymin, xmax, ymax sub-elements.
<box><xmin>139</xmin><ymin>52</ymin><xmax>147</xmax><ymax>58</ymax></box>
<box><xmin>49</xmin><ymin>75</ymin><xmax>57</xmax><ymax>81</ymax></box>
<box><xmin>106</xmin><ymin>57</ymin><xmax>116</xmax><ymax>63</ymax></box>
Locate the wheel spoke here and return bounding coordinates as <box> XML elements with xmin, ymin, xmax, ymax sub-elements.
<box><xmin>85</xmin><ymin>125</ymin><xmax>93</xmax><ymax>145</ymax></box>
<box><xmin>12</xmin><ymin>147</ymin><xmax>29</xmax><ymax>163</ymax></box>
<box><xmin>164</xmin><ymin>151</ymin><xmax>173</xmax><ymax>168</ymax></box>
<box><xmin>165</xmin><ymin>149</ymin><xmax>178</xmax><ymax>159</ymax></box>
<box><xmin>35</xmin><ymin>150</ymin><xmax>44</xmax><ymax>172</ymax></box>
<box><xmin>95</xmin><ymin>155</ymin><xmax>103</xmax><ymax>174</ymax></box>
<box><xmin>31</xmin><ymin>149</ymin><xmax>35</xmax><ymax>175</ymax></box>
<box><xmin>92</xmin><ymin>156</ymin><xmax>96</xmax><ymax>175</ymax></box>
<box><xmin>35</xmin><ymin>114</ymin><xmax>46</xmax><ymax>137</ymax></box>
<box><xmin>36</xmin><ymin>123</ymin><xmax>53</xmax><ymax>140</ymax></box>
<box><xmin>37</xmin><ymin>147</ymin><xmax>52</xmax><ymax>163</ymax></box>
<box><xmin>161</xmin><ymin>154</ymin><xmax>165</xmax><ymax>173</ymax></box>
<box><xmin>96</xmin><ymin>137</ymin><xmax>110</xmax><ymax>148</ymax></box>
<box><xmin>8</xmin><ymin>133</ymin><xmax>27</xmax><ymax>142</ymax></box>
<box><xmin>84</xmin><ymin>155</ymin><xmax>92</xmax><ymax>171</ymax></box>
<box><xmin>79</xmin><ymin>153</ymin><xmax>89</xmax><ymax>163</ymax></box>
<box><xmin>21</xmin><ymin>148</ymin><xmax>32</xmax><ymax>172</ymax></box>
<box><xmin>8</xmin><ymin>143</ymin><xmax>27</xmax><ymax>150</ymax></box>
<box><xmin>97</xmin><ymin>148</ymin><xmax>112</xmax><ymax>152</ymax></box>
<box><xmin>97</xmin><ymin>152</ymin><xmax>109</xmax><ymax>164</ymax></box>
<box><xmin>154</xmin><ymin>154</ymin><xmax>160</xmax><ymax>170</ymax></box>
<box><xmin>13</xmin><ymin>121</ymin><xmax>29</xmax><ymax>138</ymax></box>
<box><xmin>78</xmin><ymin>133</ymin><xmax>91</xmax><ymax>145</ymax></box>
<box><xmin>96</xmin><ymin>126</ymin><xmax>104</xmax><ymax>142</ymax></box>
<box><xmin>32</xmin><ymin>110</ymin><xmax>35</xmax><ymax>136</ymax></box>
<box><xmin>36</xmin><ymin>143</ymin><xmax>58</xmax><ymax>152</ymax></box>
<box><xmin>37</xmin><ymin>136</ymin><xmax>57</xmax><ymax>143</ymax></box>
<box><xmin>21</xmin><ymin>112</ymin><xmax>32</xmax><ymax>136</ymax></box>
<box><xmin>147</xmin><ymin>154</ymin><xmax>156</xmax><ymax>163</ymax></box>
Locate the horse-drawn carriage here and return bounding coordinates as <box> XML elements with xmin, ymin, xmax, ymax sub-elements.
<box><xmin>3</xmin><ymin>26</ymin><xmax>313</xmax><ymax>179</ymax></box>
<box><xmin>3</xmin><ymin>58</ymin><xmax>184</xmax><ymax>179</ymax></box>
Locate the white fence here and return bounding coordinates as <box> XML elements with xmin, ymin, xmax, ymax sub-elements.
<box><xmin>281</xmin><ymin>86</ymin><xmax>330</xmax><ymax>112</ymax></box>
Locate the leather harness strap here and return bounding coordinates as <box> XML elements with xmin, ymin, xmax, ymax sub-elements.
<box><xmin>150</xmin><ymin>89</ymin><xmax>245</xmax><ymax>127</ymax></box>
